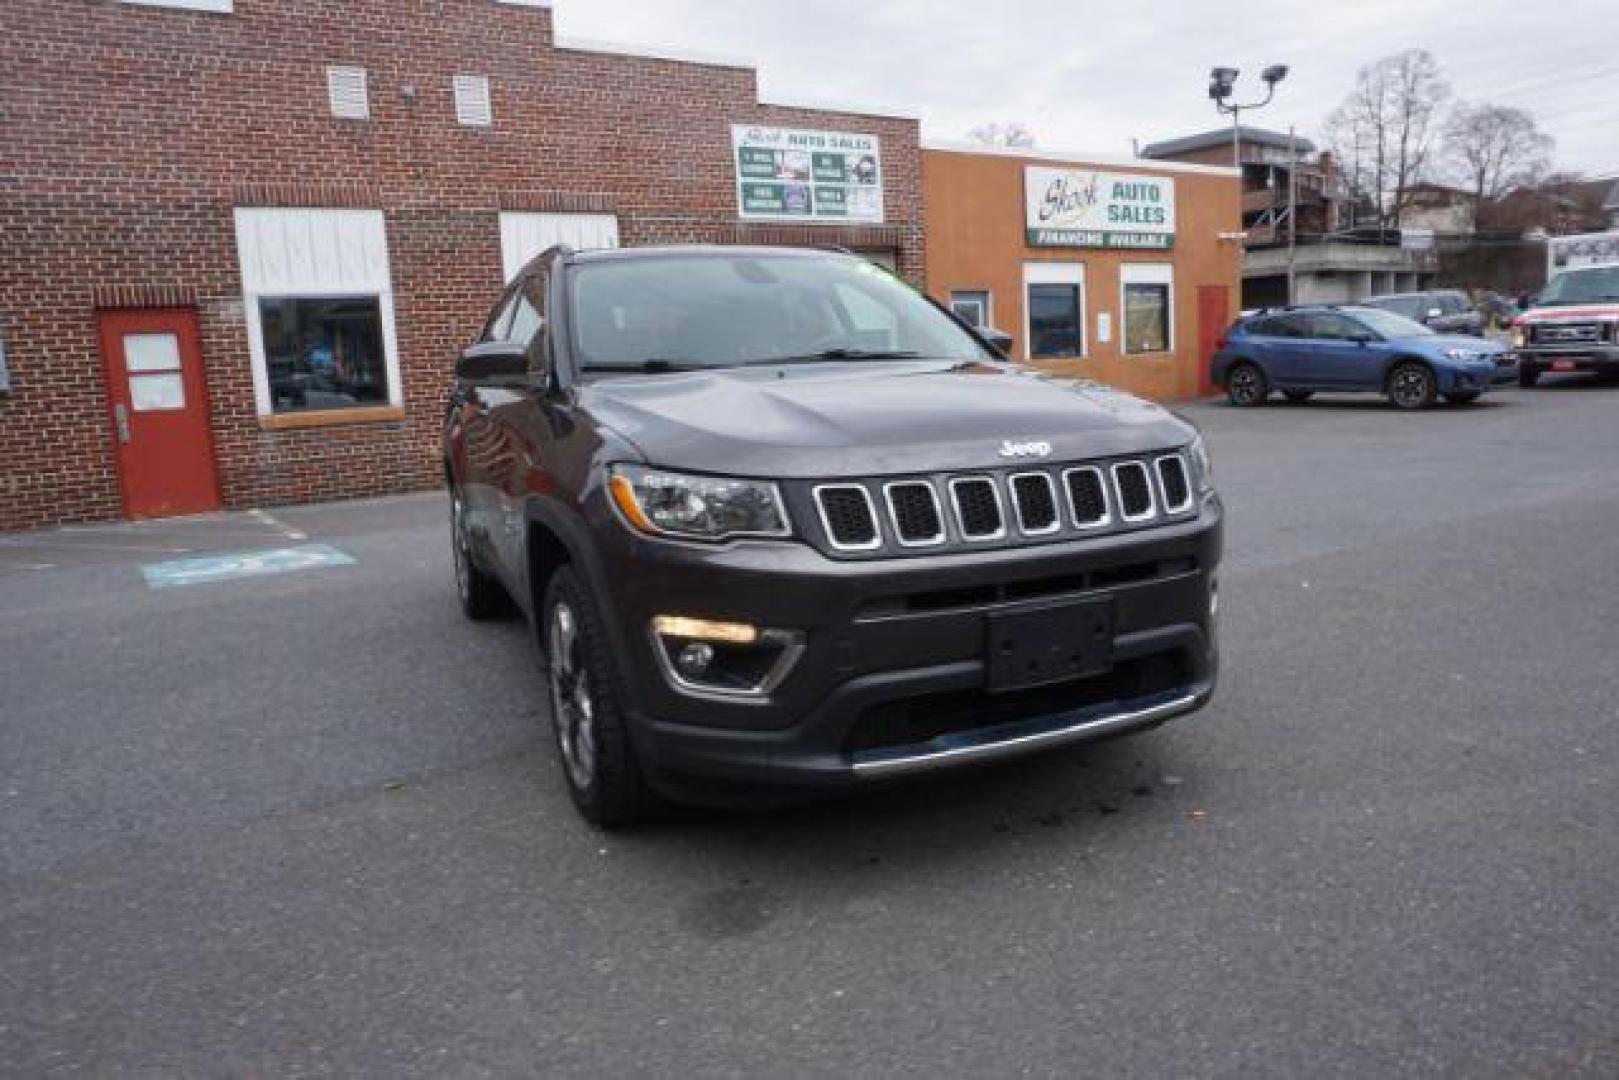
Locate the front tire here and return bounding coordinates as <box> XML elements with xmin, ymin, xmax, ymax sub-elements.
<box><xmin>450</xmin><ymin>484</ymin><xmax>507</xmax><ymax>620</ymax></box>
<box><xmin>1387</xmin><ymin>362</ymin><xmax>1437</xmax><ymax>410</ymax></box>
<box><xmin>543</xmin><ymin>566</ymin><xmax>650</xmax><ymax>827</ymax></box>
<box><xmin>1227</xmin><ymin>362</ymin><xmax>1269</xmax><ymax>407</ymax></box>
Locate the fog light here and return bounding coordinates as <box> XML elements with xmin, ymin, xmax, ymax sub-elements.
<box><xmin>676</xmin><ymin>641</ymin><xmax>716</xmax><ymax>677</ymax></box>
<box><xmin>649</xmin><ymin>616</ymin><xmax>804</xmax><ymax>698</ymax></box>
<box><xmin>651</xmin><ymin>614</ymin><xmax>759</xmax><ymax>644</ymax></box>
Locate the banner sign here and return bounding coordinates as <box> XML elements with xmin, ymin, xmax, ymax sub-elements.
<box><xmin>1024</xmin><ymin>167</ymin><xmax>1176</xmax><ymax>249</ymax></box>
<box><xmin>733</xmin><ymin>125</ymin><xmax>884</xmax><ymax>223</ymax></box>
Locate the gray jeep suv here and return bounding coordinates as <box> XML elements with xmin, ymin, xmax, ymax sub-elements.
<box><xmin>444</xmin><ymin>245</ymin><xmax>1222</xmax><ymax>824</ymax></box>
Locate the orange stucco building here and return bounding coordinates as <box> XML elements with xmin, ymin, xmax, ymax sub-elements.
<box><xmin>923</xmin><ymin>143</ymin><xmax>1242</xmax><ymax>402</ymax></box>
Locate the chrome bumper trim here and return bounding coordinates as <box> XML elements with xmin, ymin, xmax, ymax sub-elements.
<box><xmin>850</xmin><ymin>691</ymin><xmax>1202</xmax><ymax>779</ymax></box>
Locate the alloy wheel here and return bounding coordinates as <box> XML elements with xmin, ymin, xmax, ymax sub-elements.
<box><xmin>1229</xmin><ymin>365</ymin><xmax>1264</xmax><ymax>405</ymax></box>
<box><xmin>1390</xmin><ymin>365</ymin><xmax>1433</xmax><ymax>409</ymax></box>
<box><xmin>450</xmin><ymin>491</ymin><xmax>470</xmax><ymax>599</ymax></box>
<box><xmin>548</xmin><ymin>601</ymin><xmax>597</xmax><ymax>792</ymax></box>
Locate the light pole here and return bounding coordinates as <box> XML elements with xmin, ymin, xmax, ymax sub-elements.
<box><xmin>1207</xmin><ymin>64</ymin><xmax>1289</xmax><ymax>169</ymax></box>
<box><xmin>1209</xmin><ymin>64</ymin><xmax>1290</xmax><ymax>300</ymax></box>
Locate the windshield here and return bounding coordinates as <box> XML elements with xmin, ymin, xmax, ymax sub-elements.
<box><xmin>1539</xmin><ymin>266</ymin><xmax>1619</xmax><ymax>306</ymax></box>
<box><xmin>567</xmin><ymin>253</ymin><xmax>989</xmax><ymax>371</ymax></box>
<box><xmin>1364</xmin><ymin>295</ymin><xmax>1425</xmax><ymax>320</ymax></box>
<box><xmin>1345</xmin><ymin>307</ymin><xmax>1434</xmax><ymax>338</ymax></box>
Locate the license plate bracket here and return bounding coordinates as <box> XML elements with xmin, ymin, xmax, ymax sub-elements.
<box><xmin>985</xmin><ymin>598</ymin><xmax>1115</xmax><ymax>693</ymax></box>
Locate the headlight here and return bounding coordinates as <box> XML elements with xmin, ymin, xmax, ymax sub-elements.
<box><xmin>1187</xmin><ymin>434</ymin><xmax>1213</xmax><ymax>493</ymax></box>
<box><xmin>1444</xmin><ymin>348</ymin><xmax>1486</xmax><ymax>362</ymax></box>
<box><xmin>607</xmin><ymin>464</ymin><xmax>791</xmax><ymax>541</ymax></box>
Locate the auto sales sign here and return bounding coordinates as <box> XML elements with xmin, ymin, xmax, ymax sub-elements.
<box><xmin>1024</xmin><ymin>167</ymin><xmax>1175</xmax><ymax>249</ymax></box>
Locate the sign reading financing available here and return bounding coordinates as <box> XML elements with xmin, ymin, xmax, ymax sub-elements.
<box><xmin>1024</xmin><ymin>167</ymin><xmax>1176</xmax><ymax>249</ymax></box>
<box><xmin>733</xmin><ymin>124</ymin><xmax>884</xmax><ymax>223</ymax></box>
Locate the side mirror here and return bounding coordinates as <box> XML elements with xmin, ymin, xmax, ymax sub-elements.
<box><xmin>1350</xmin><ymin>331</ymin><xmax>1376</xmax><ymax>345</ymax></box>
<box><xmin>980</xmin><ymin>326</ymin><xmax>1015</xmax><ymax>354</ymax></box>
<box><xmin>456</xmin><ymin>341</ymin><xmax>530</xmax><ymax>383</ymax></box>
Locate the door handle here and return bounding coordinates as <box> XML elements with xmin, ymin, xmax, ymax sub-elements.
<box><xmin>114</xmin><ymin>403</ymin><xmax>131</xmax><ymax>444</ymax></box>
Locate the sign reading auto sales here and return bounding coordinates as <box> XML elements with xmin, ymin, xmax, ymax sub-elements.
<box><xmin>733</xmin><ymin>125</ymin><xmax>884</xmax><ymax>223</ymax></box>
<box><xmin>1023</xmin><ymin>166</ymin><xmax>1175</xmax><ymax>249</ymax></box>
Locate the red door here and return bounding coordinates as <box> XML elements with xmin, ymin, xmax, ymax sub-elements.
<box><xmin>96</xmin><ymin>308</ymin><xmax>221</xmax><ymax>519</ymax></box>
<box><xmin>1196</xmin><ymin>285</ymin><xmax>1231</xmax><ymax>398</ymax></box>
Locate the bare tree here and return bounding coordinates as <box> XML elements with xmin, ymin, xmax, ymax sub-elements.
<box><xmin>967</xmin><ymin>121</ymin><xmax>1036</xmax><ymax>149</ymax></box>
<box><xmin>1442</xmin><ymin>102</ymin><xmax>1554</xmax><ymax>206</ymax></box>
<box><xmin>1326</xmin><ymin>49</ymin><xmax>1450</xmax><ymax>231</ymax></box>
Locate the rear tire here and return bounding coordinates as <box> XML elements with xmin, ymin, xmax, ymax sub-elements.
<box><xmin>1387</xmin><ymin>362</ymin><xmax>1437</xmax><ymax>410</ymax></box>
<box><xmin>1282</xmin><ymin>390</ymin><xmax>1314</xmax><ymax>403</ymax></box>
<box><xmin>450</xmin><ymin>484</ymin><xmax>508</xmax><ymax>620</ymax></box>
<box><xmin>1227</xmin><ymin>362</ymin><xmax>1269</xmax><ymax>407</ymax></box>
<box><xmin>543</xmin><ymin>566</ymin><xmax>650</xmax><ymax>827</ymax></box>
<box><xmin>1518</xmin><ymin>365</ymin><xmax>1540</xmax><ymax>388</ymax></box>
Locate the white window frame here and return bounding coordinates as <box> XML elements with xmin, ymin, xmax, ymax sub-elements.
<box><xmin>949</xmin><ymin>289</ymin><xmax>993</xmax><ymax>329</ymax></box>
<box><xmin>1023</xmin><ymin>262</ymin><xmax>1086</xmax><ymax>361</ymax></box>
<box><xmin>1119</xmin><ymin>262</ymin><xmax>1175</xmax><ymax>356</ymax></box>
<box><xmin>120</xmin><ymin>0</ymin><xmax>233</xmax><ymax>11</ymax></box>
<box><xmin>233</xmin><ymin>208</ymin><xmax>403</xmax><ymax>418</ymax></box>
<box><xmin>498</xmin><ymin>212</ymin><xmax>619</xmax><ymax>283</ymax></box>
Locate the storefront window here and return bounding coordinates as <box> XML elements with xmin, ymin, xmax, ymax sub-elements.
<box><xmin>1123</xmin><ymin>283</ymin><xmax>1171</xmax><ymax>354</ymax></box>
<box><xmin>1028</xmin><ymin>283</ymin><xmax>1082</xmax><ymax>358</ymax></box>
<box><xmin>259</xmin><ymin>297</ymin><xmax>387</xmax><ymax>413</ymax></box>
<box><xmin>950</xmin><ymin>290</ymin><xmax>991</xmax><ymax>328</ymax></box>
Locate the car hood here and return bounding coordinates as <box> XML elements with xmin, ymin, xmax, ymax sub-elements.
<box><xmin>1518</xmin><ymin>304</ymin><xmax>1619</xmax><ymax>323</ymax></box>
<box><xmin>580</xmin><ymin>361</ymin><xmax>1195</xmax><ymax>478</ymax></box>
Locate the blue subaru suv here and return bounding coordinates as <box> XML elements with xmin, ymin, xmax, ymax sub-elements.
<box><xmin>1211</xmin><ymin>305</ymin><xmax>1513</xmax><ymax>409</ymax></box>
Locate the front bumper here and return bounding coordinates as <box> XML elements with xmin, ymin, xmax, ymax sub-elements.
<box><xmin>589</xmin><ymin>495</ymin><xmax>1223</xmax><ymax>793</ymax></box>
<box><xmin>1516</xmin><ymin>345</ymin><xmax>1619</xmax><ymax>375</ymax></box>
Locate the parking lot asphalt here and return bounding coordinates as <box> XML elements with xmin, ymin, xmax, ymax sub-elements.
<box><xmin>3</xmin><ymin>380</ymin><xmax>1618</xmax><ymax>1077</ymax></box>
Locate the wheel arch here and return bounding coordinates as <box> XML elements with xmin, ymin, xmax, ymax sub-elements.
<box><xmin>1381</xmin><ymin>354</ymin><xmax>1435</xmax><ymax>389</ymax></box>
<box><xmin>522</xmin><ymin>496</ymin><xmax>634</xmax><ymax>664</ymax></box>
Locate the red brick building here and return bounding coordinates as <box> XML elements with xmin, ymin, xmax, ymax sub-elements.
<box><xmin>1</xmin><ymin>0</ymin><xmax>922</xmax><ymax>530</ymax></box>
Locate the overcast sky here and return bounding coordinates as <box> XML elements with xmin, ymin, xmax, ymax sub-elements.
<box><xmin>554</xmin><ymin>0</ymin><xmax>1616</xmax><ymax>178</ymax></box>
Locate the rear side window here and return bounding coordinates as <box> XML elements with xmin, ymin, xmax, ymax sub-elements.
<box><xmin>1249</xmin><ymin>315</ymin><xmax>1302</xmax><ymax>338</ymax></box>
<box><xmin>1304</xmin><ymin>312</ymin><xmax>1361</xmax><ymax>340</ymax></box>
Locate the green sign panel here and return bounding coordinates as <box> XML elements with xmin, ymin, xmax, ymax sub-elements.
<box><xmin>732</xmin><ymin>124</ymin><xmax>884</xmax><ymax>223</ymax></box>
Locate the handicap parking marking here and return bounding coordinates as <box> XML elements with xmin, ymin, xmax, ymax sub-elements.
<box><xmin>141</xmin><ymin>543</ymin><xmax>356</xmax><ymax>589</ymax></box>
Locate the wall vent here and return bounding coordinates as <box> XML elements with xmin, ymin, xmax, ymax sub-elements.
<box><xmin>453</xmin><ymin>75</ymin><xmax>493</xmax><ymax>127</ymax></box>
<box><xmin>326</xmin><ymin>66</ymin><xmax>370</xmax><ymax>121</ymax></box>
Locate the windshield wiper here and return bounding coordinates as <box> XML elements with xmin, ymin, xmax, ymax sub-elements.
<box><xmin>580</xmin><ymin>359</ymin><xmax>710</xmax><ymax>374</ymax></box>
<box><xmin>743</xmin><ymin>349</ymin><xmax>924</xmax><ymax>365</ymax></box>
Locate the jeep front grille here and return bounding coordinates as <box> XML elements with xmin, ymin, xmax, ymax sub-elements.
<box><xmin>1009</xmin><ymin>472</ymin><xmax>1060</xmax><ymax>535</ymax></box>
<box><xmin>950</xmin><ymin>477</ymin><xmax>1006</xmax><ymax>540</ymax></box>
<box><xmin>1063</xmin><ymin>467</ymin><xmax>1111</xmax><ymax>528</ymax></box>
<box><xmin>883</xmin><ymin>481</ymin><xmax>945</xmax><ymax>546</ymax></box>
<box><xmin>1156</xmin><ymin>455</ymin><xmax>1192</xmax><ymax>514</ymax></box>
<box><xmin>805</xmin><ymin>451</ymin><xmax>1199</xmax><ymax>557</ymax></box>
<box><xmin>813</xmin><ymin>484</ymin><xmax>880</xmax><ymax>550</ymax></box>
<box><xmin>1112</xmin><ymin>462</ymin><xmax>1155</xmax><ymax>521</ymax></box>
